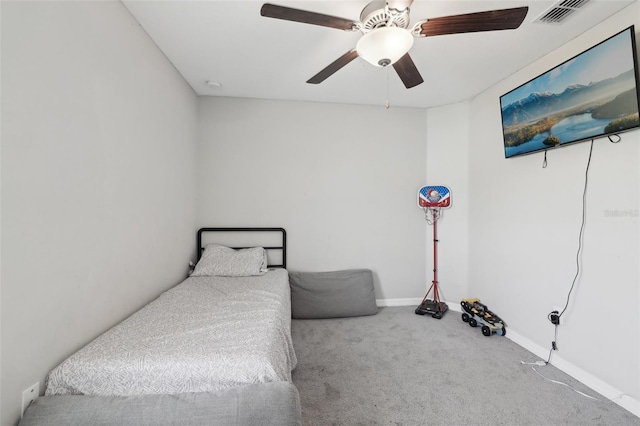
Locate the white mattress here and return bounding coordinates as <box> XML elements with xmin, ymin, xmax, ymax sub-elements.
<box><xmin>45</xmin><ymin>269</ymin><xmax>297</xmax><ymax>396</ymax></box>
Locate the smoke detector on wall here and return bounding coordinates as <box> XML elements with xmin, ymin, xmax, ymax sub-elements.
<box><xmin>534</xmin><ymin>0</ymin><xmax>591</xmax><ymax>24</ymax></box>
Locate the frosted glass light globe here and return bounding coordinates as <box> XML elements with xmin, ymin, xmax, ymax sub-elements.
<box><xmin>356</xmin><ymin>27</ymin><xmax>414</xmax><ymax>67</ymax></box>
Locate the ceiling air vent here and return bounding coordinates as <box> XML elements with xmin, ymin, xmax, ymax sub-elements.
<box><xmin>534</xmin><ymin>0</ymin><xmax>591</xmax><ymax>24</ymax></box>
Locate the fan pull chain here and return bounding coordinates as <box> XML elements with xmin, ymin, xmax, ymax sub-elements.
<box><xmin>386</xmin><ymin>67</ymin><xmax>390</xmax><ymax>109</ymax></box>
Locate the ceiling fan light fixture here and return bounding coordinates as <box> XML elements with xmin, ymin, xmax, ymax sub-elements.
<box><xmin>356</xmin><ymin>26</ymin><xmax>414</xmax><ymax>67</ymax></box>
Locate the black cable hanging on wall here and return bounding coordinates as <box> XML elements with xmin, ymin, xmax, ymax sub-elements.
<box><xmin>545</xmin><ymin>139</ymin><xmax>593</xmax><ymax>362</ymax></box>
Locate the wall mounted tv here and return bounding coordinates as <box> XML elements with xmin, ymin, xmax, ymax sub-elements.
<box><xmin>500</xmin><ymin>25</ymin><xmax>640</xmax><ymax>158</ymax></box>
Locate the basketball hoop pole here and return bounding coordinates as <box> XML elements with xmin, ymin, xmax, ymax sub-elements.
<box><xmin>431</xmin><ymin>208</ymin><xmax>442</xmax><ymax>312</ymax></box>
<box><xmin>417</xmin><ymin>208</ymin><xmax>446</xmax><ymax>315</ymax></box>
<box><xmin>415</xmin><ymin>185</ymin><xmax>451</xmax><ymax>319</ymax></box>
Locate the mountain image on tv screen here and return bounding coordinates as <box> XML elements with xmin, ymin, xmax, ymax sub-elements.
<box><xmin>500</xmin><ymin>26</ymin><xmax>640</xmax><ymax>158</ymax></box>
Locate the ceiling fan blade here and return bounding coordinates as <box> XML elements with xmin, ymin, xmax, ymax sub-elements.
<box><xmin>260</xmin><ymin>3</ymin><xmax>357</xmax><ymax>31</ymax></box>
<box><xmin>392</xmin><ymin>53</ymin><xmax>424</xmax><ymax>89</ymax></box>
<box><xmin>307</xmin><ymin>50</ymin><xmax>359</xmax><ymax>84</ymax></box>
<box><xmin>418</xmin><ymin>7</ymin><xmax>528</xmax><ymax>37</ymax></box>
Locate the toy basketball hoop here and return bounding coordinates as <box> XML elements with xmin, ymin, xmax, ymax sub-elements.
<box><xmin>418</xmin><ymin>185</ymin><xmax>451</xmax><ymax>225</ymax></box>
<box><xmin>415</xmin><ymin>185</ymin><xmax>451</xmax><ymax>320</ymax></box>
<box><xmin>418</xmin><ymin>185</ymin><xmax>451</xmax><ymax>209</ymax></box>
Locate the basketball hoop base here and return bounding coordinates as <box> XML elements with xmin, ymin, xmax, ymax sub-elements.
<box><xmin>415</xmin><ymin>299</ymin><xmax>449</xmax><ymax>319</ymax></box>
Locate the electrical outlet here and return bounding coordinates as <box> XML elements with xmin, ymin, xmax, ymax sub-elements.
<box><xmin>21</xmin><ymin>382</ymin><xmax>39</xmax><ymax>418</ymax></box>
<box><xmin>549</xmin><ymin>306</ymin><xmax>561</xmax><ymax>325</ymax></box>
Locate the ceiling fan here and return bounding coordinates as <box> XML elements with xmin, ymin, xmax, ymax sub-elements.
<box><xmin>260</xmin><ymin>1</ymin><xmax>528</xmax><ymax>89</ymax></box>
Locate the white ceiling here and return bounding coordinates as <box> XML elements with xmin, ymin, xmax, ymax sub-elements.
<box><xmin>122</xmin><ymin>0</ymin><xmax>637</xmax><ymax>109</ymax></box>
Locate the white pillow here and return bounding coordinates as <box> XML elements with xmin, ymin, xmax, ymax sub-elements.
<box><xmin>191</xmin><ymin>244</ymin><xmax>268</xmax><ymax>277</ymax></box>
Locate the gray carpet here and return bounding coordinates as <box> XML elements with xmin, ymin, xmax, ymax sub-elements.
<box><xmin>291</xmin><ymin>306</ymin><xmax>639</xmax><ymax>426</ymax></box>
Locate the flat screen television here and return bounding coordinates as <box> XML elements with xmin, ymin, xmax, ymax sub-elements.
<box><xmin>500</xmin><ymin>25</ymin><xmax>640</xmax><ymax>158</ymax></box>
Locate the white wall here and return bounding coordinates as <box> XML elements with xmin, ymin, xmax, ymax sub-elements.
<box><xmin>0</xmin><ymin>2</ymin><xmax>4</xmax><ymax>422</ymax></box>
<box><xmin>197</xmin><ymin>97</ymin><xmax>427</xmax><ymax>301</ymax></box>
<box><xmin>466</xmin><ymin>3</ymin><xmax>639</xmax><ymax>415</ymax></box>
<box><xmin>1</xmin><ymin>2</ymin><xmax>198</xmax><ymax>425</ymax></box>
<box><xmin>425</xmin><ymin>102</ymin><xmax>470</xmax><ymax>304</ymax></box>
<box><xmin>2</xmin><ymin>1</ymin><xmax>638</xmax><ymax>424</ymax></box>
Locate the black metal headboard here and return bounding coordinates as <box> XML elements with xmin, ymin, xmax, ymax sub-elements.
<box><xmin>197</xmin><ymin>227</ymin><xmax>287</xmax><ymax>269</ymax></box>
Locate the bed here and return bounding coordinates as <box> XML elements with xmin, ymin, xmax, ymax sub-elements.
<box><xmin>22</xmin><ymin>228</ymin><xmax>300</xmax><ymax>426</ymax></box>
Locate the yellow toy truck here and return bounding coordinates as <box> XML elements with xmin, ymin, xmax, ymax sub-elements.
<box><xmin>460</xmin><ymin>298</ymin><xmax>506</xmax><ymax>337</ymax></box>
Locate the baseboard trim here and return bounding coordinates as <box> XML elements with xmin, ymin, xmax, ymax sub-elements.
<box><xmin>376</xmin><ymin>298</ymin><xmax>461</xmax><ymax>309</ymax></box>
<box><xmin>376</xmin><ymin>297</ymin><xmax>423</xmax><ymax>307</ymax></box>
<box><xmin>507</xmin><ymin>328</ymin><xmax>640</xmax><ymax>418</ymax></box>
<box><xmin>445</xmin><ymin>300</ymin><xmax>461</xmax><ymax>312</ymax></box>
